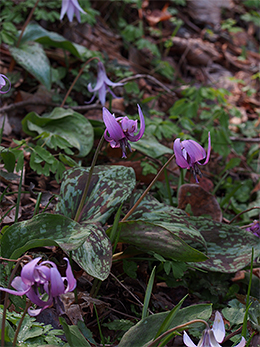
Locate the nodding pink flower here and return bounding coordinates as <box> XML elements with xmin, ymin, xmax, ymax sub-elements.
<box><xmin>87</xmin><ymin>62</ymin><xmax>124</xmax><ymax>106</ymax></box>
<box><xmin>0</xmin><ymin>74</ymin><xmax>11</xmax><ymax>94</ymax></box>
<box><xmin>246</xmin><ymin>220</ymin><xmax>260</xmax><ymax>238</ymax></box>
<box><xmin>0</xmin><ymin>257</ymin><xmax>76</xmax><ymax>316</ymax></box>
<box><xmin>60</xmin><ymin>0</ymin><xmax>86</xmax><ymax>22</ymax></box>
<box><xmin>183</xmin><ymin>311</ymin><xmax>246</xmax><ymax>347</ymax></box>
<box><xmin>103</xmin><ymin>105</ymin><xmax>145</xmax><ymax>158</ymax></box>
<box><xmin>173</xmin><ymin>132</ymin><xmax>211</xmax><ymax>183</ymax></box>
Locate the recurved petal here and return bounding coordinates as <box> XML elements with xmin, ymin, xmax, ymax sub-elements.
<box><xmin>0</xmin><ymin>277</ymin><xmax>30</xmax><ymax>296</ymax></box>
<box><xmin>0</xmin><ymin>74</ymin><xmax>11</xmax><ymax>94</ymax></box>
<box><xmin>71</xmin><ymin>0</ymin><xmax>86</xmax><ymax>14</ymax></box>
<box><xmin>21</xmin><ymin>257</ymin><xmax>42</xmax><ymax>286</ymax></box>
<box><xmin>66</xmin><ymin>0</ymin><xmax>75</xmax><ymax>22</ymax></box>
<box><xmin>27</xmin><ymin>306</ymin><xmax>46</xmax><ymax>316</ymax></box>
<box><xmin>26</xmin><ymin>287</ymin><xmax>52</xmax><ymax>307</ymax></box>
<box><xmin>99</xmin><ymin>83</ymin><xmax>107</xmax><ymax>106</ymax></box>
<box><xmin>174</xmin><ymin>138</ymin><xmax>189</xmax><ymax>168</ymax></box>
<box><xmin>103</xmin><ymin>107</ymin><xmax>124</xmax><ymax>142</ymax></box>
<box><xmin>50</xmin><ymin>267</ymin><xmax>65</xmax><ymax>297</ymax></box>
<box><xmin>182</xmin><ymin>140</ymin><xmax>206</xmax><ymax>165</ymax></box>
<box><xmin>60</xmin><ymin>0</ymin><xmax>69</xmax><ymax>20</ymax></box>
<box><xmin>198</xmin><ymin>132</ymin><xmax>211</xmax><ymax>166</ymax></box>
<box><xmin>183</xmin><ymin>331</ymin><xmax>197</xmax><ymax>347</ymax></box>
<box><xmin>212</xmin><ymin>311</ymin><xmax>225</xmax><ymax>343</ymax></box>
<box><xmin>126</xmin><ymin>104</ymin><xmax>145</xmax><ymax>142</ymax></box>
<box><xmin>234</xmin><ymin>337</ymin><xmax>246</xmax><ymax>347</ymax></box>
<box><xmin>64</xmin><ymin>258</ymin><xmax>77</xmax><ymax>292</ymax></box>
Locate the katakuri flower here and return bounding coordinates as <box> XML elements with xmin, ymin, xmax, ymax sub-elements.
<box><xmin>87</xmin><ymin>62</ymin><xmax>124</xmax><ymax>106</ymax></box>
<box><xmin>0</xmin><ymin>257</ymin><xmax>76</xmax><ymax>316</ymax></box>
<box><xmin>173</xmin><ymin>132</ymin><xmax>211</xmax><ymax>183</ymax></box>
<box><xmin>183</xmin><ymin>311</ymin><xmax>246</xmax><ymax>347</ymax></box>
<box><xmin>247</xmin><ymin>220</ymin><xmax>260</xmax><ymax>238</ymax></box>
<box><xmin>60</xmin><ymin>0</ymin><xmax>86</xmax><ymax>22</ymax></box>
<box><xmin>0</xmin><ymin>74</ymin><xmax>11</xmax><ymax>94</ymax></box>
<box><xmin>103</xmin><ymin>104</ymin><xmax>145</xmax><ymax>158</ymax></box>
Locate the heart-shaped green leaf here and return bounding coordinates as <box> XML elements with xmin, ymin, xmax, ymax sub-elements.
<box><xmin>0</xmin><ymin>213</ymin><xmax>112</xmax><ymax>280</ymax></box>
<box><xmin>22</xmin><ymin>107</ymin><xmax>94</xmax><ymax>157</ymax></box>
<box><xmin>56</xmin><ymin>165</ymin><xmax>136</xmax><ymax>224</ymax></box>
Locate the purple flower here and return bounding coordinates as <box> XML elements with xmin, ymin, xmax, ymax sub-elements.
<box><xmin>0</xmin><ymin>74</ymin><xmax>11</xmax><ymax>94</ymax></box>
<box><xmin>60</xmin><ymin>0</ymin><xmax>86</xmax><ymax>22</ymax></box>
<box><xmin>183</xmin><ymin>311</ymin><xmax>246</xmax><ymax>347</ymax></box>
<box><xmin>173</xmin><ymin>132</ymin><xmax>211</xmax><ymax>183</ymax></box>
<box><xmin>247</xmin><ymin>220</ymin><xmax>260</xmax><ymax>238</ymax></box>
<box><xmin>87</xmin><ymin>62</ymin><xmax>124</xmax><ymax>106</ymax></box>
<box><xmin>103</xmin><ymin>104</ymin><xmax>145</xmax><ymax>158</ymax></box>
<box><xmin>0</xmin><ymin>257</ymin><xmax>76</xmax><ymax>316</ymax></box>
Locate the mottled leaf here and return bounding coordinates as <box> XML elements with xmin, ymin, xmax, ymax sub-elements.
<box><xmin>56</xmin><ymin>165</ymin><xmax>136</xmax><ymax>224</ymax></box>
<box><xmin>129</xmin><ymin>192</ymin><xmax>207</xmax><ymax>252</ymax></box>
<box><xmin>0</xmin><ymin>213</ymin><xmax>112</xmax><ymax>280</ymax></box>
<box><xmin>116</xmin><ymin>220</ymin><xmax>207</xmax><ymax>262</ymax></box>
<box><xmin>118</xmin><ymin>304</ymin><xmax>212</xmax><ymax>347</ymax></box>
<box><xmin>189</xmin><ymin>216</ymin><xmax>260</xmax><ymax>273</ymax></box>
<box><xmin>22</xmin><ymin>107</ymin><xmax>94</xmax><ymax>157</ymax></box>
<box><xmin>9</xmin><ymin>42</ymin><xmax>51</xmax><ymax>90</ymax></box>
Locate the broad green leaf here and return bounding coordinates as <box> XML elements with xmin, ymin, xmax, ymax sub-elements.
<box><xmin>131</xmin><ymin>135</ymin><xmax>172</xmax><ymax>158</ymax></box>
<box><xmin>19</xmin><ymin>22</ymin><xmax>81</xmax><ymax>58</ymax></box>
<box><xmin>116</xmin><ymin>220</ymin><xmax>207</xmax><ymax>262</ymax></box>
<box><xmin>129</xmin><ymin>192</ymin><xmax>207</xmax><ymax>252</ymax></box>
<box><xmin>9</xmin><ymin>42</ymin><xmax>51</xmax><ymax>90</ymax></box>
<box><xmin>189</xmin><ymin>216</ymin><xmax>260</xmax><ymax>273</ymax></box>
<box><xmin>22</xmin><ymin>107</ymin><xmax>94</xmax><ymax>157</ymax></box>
<box><xmin>60</xmin><ymin>317</ymin><xmax>91</xmax><ymax>347</ymax></box>
<box><xmin>56</xmin><ymin>165</ymin><xmax>136</xmax><ymax>224</ymax></box>
<box><xmin>0</xmin><ymin>213</ymin><xmax>112</xmax><ymax>280</ymax></box>
<box><xmin>118</xmin><ymin>304</ymin><xmax>212</xmax><ymax>347</ymax></box>
<box><xmin>0</xmin><ymin>150</ymin><xmax>15</xmax><ymax>172</ymax></box>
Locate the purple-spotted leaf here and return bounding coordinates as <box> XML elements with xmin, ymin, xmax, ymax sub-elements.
<box><xmin>189</xmin><ymin>216</ymin><xmax>260</xmax><ymax>273</ymax></box>
<box><xmin>56</xmin><ymin>165</ymin><xmax>136</xmax><ymax>224</ymax></box>
<box><xmin>128</xmin><ymin>192</ymin><xmax>207</xmax><ymax>252</ymax></box>
<box><xmin>0</xmin><ymin>213</ymin><xmax>112</xmax><ymax>280</ymax></box>
<box><xmin>116</xmin><ymin>220</ymin><xmax>207</xmax><ymax>262</ymax></box>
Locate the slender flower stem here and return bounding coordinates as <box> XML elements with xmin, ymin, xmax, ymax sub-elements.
<box><xmin>9</xmin><ymin>0</ymin><xmax>40</xmax><ymax>72</ymax></box>
<box><xmin>229</xmin><ymin>206</ymin><xmax>260</xmax><ymax>224</ymax></box>
<box><xmin>121</xmin><ymin>153</ymin><xmax>175</xmax><ymax>222</ymax></box>
<box><xmin>74</xmin><ymin>134</ymin><xmax>105</xmax><ymax>222</ymax></box>
<box><xmin>12</xmin><ymin>301</ymin><xmax>31</xmax><ymax>347</ymax></box>
<box><xmin>145</xmin><ymin>319</ymin><xmax>208</xmax><ymax>347</ymax></box>
<box><xmin>164</xmin><ymin>168</ymin><xmax>174</xmax><ymax>206</ymax></box>
<box><xmin>60</xmin><ymin>56</ymin><xmax>100</xmax><ymax>108</ymax></box>
<box><xmin>1</xmin><ymin>256</ymin><xmax>31</xmax><ymax>347</ymax></box>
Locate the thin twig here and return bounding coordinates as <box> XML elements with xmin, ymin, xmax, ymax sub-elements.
<box><xmin>60</xmin><ymin>56</ymin><xmax>100</xmax><ymax>108</ymax></box>
<box><xmin>109</xmin><ymin>272</ymin><xmax>154</xmax><ymax>315</ymax></box>
<box><xmin>9</xmin><ymin>0</ymin><xmax>41</xmax><ymax>72</ymax></box>
<box><xmin>118</xmin><ymin>74</ymin><xmax>175</xmax><ymax>95</ymax></box>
